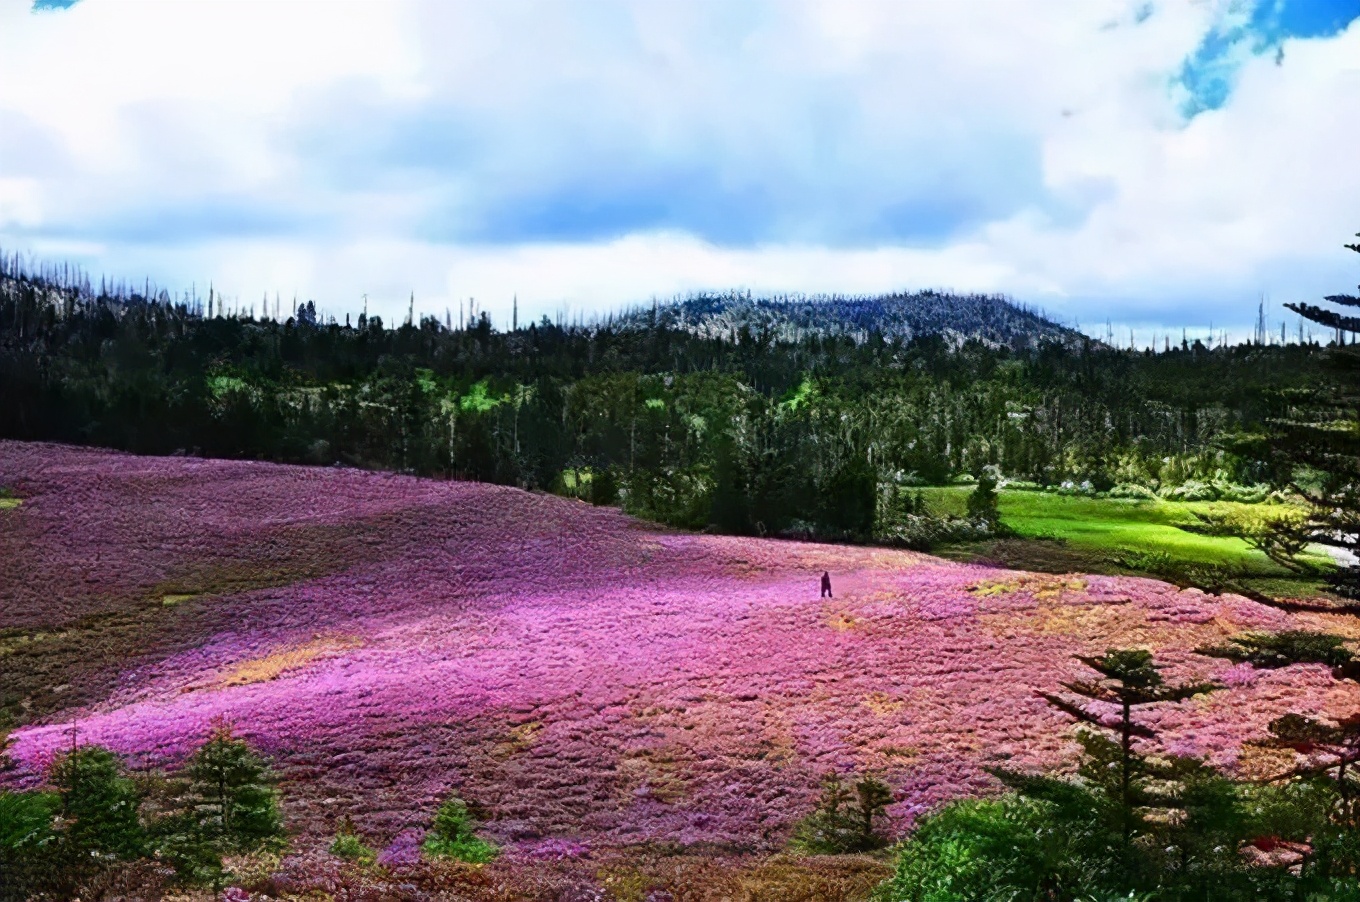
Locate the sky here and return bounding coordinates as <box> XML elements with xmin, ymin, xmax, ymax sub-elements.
<box><xmin>1</xmin><ymin>0</ymin><xmax>1358</xmax><ymax>340</ymax></box>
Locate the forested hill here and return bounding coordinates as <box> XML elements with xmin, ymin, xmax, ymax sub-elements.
<box><xmin>623</xmin><ymin>290</ymin><xmax>1083</xmax><ymax>348</ymax></box>
<box><xmin>0</xmin><ymin>253</ymin><xmax>1334</xmax><ymax>543</ymax></box>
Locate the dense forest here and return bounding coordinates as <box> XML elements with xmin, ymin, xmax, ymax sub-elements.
<box><xmin>0</xmin><ymin>253</ymin><xmax>1335</xmax><ymax>541</ymax></box>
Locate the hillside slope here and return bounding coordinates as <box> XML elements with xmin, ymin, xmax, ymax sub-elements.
<box><xmin>622</xmin><ymin>290</ymin><xmax>1085</xmax><ymax>347</ymax></box>
<box><xmin>1</xmin><ymin>442</ymin><xmax>1354</xmax><ymax>863</ymax></box>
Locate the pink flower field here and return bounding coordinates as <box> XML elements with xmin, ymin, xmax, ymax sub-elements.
<box><xmin>4</xmin><ymin>440</ymin><xmax>1360</xmax><ymax>865</ymax></box>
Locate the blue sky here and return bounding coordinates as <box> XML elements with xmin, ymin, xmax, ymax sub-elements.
<box><xmin>2</xmin><ymin>0</ymin><xmax>1359</xmax><ymax>340</ymax></box>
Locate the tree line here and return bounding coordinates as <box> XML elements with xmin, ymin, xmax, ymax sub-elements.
<box><xmin>0</xmin><ymin>254</ymin><xmax>1334</xmax><ymax>542</ymax></box>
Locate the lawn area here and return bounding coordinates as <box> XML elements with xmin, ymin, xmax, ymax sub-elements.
<box><xmin>916</xmin><ymin>487</ymin><xmax>1333</xmax><ymax>595</ymax></box>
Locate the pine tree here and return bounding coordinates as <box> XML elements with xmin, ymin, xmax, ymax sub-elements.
<box><xmin>47</xmin><ymin>743</ymin><xmax>145</xmax><ymax>893</ymax></box>
<box><xmin>180</xmin><ymin>721</ymin><xmax>283</xmax><ymax>854</ymax></box>
<box><xmin>50</xmin><ymin>744</ymin><xmax>144</xmax><ymax>861</ymax></box>
<box><xmin>1244</xmin><ymin>233</ymin><xmax>1360</xmax><ymax>597</ymax></box>
<box><xmin>789</xmin><ymin>771</ymin><xmax>894</xmax><ymax>854</ymax></box>
<box><xmin>1202</xmin><ymin>629</ymin><xmax>1360</xmax><ymax>875</ymax></box>
<box><xmin>422</xmin><ymin>794</ymin><xmax>498</xmax><ymax>863</ymax></box>
<box><xmin>966</xmin><ymin>465</ymin><xmax>1001</xmax><ymax>527</ymax></box>
<box><xmin>1029</xmin><ymin>650</ymin><xmax>1217</xmax><ymax>845</ymax></box>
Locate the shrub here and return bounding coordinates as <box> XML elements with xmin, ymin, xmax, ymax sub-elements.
<box><xmin>150</xmin><ymin>818</ymin><xmax>225</xmax><ymax>889</ymax></box>
<box><xmin>1115</xmin><ymin>548</ymin><xmax>1173</xmax><ymax>574</ymax></box>
<box><xmin>329</xmin><ymin>818</ymin><xmax>376</xmax><ymax>865</ymax></box>
<box><xmin>1159</xmin><ymin>480</ymin><xmax>1219</xmax><ymax>502</ymax></box>
<box><xmin>422</xmin><ymin>795</ymin><xmax>499</xmax><ymax>863</ymax></box>
<box><xmin>50</xmin><ymin>744</ymin><xmax>145</xmax><ymax>862</ymax></box>
<box><xmin>873</xmin><ymin>796</ymin><xmax>1082</xmax><ymax>902</ymax></box>
<box><xmin>179</xmin><ymin>722</ymin><xmax>284</xmax><ymax>854</ymax></box>
<box><xmin>878</xmin><ymin>514</ymin><xmax>995</xmax><ymax>551</ymax></box>
<box><xmin>1107</xmin><ymin>483</ymin><xmax>1158</xmax><ymax>500</ymax></box>
<box><xmin>0</xmin><ymin>790</ymin><xmax>59</xmax><ymax>902</ymax></box>
<box><xmin>790</xmin><ymin>772</ymin><xmax>893</xmax><ymax>855</ymax></box>
<box><xmin>1198</xmin><ymin>631</ymin><xmax>1354</xmax><ymax>670</ymax></box>
<box><xmin>965</xmin><ymin>466</ymin><xmax>1000</xmax><ymax>527</ymax></box>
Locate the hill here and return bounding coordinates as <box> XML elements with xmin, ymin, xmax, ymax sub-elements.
<box><xmin>2</xmin><ymin>442</ymin><xmax>1355</xmax><ymax>895</ymax></box>
<box><xmin>622</xmin><ymin>290</ymin><xmax>1086</xmax><ymax>348</ymax></box>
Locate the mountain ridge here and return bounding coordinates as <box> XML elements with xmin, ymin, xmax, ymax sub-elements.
<box><xmin>618</xmin><ymin>289</ymin><xmax>1086</xmax><ymax>348</ymax></box>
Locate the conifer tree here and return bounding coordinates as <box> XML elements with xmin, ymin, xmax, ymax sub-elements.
<box><xmin>50</xmin><ymin>744</ymin><xmax>144</xmax><ymax>861</ymax></box>
<box><xmin>1202</xmin><ymin>630</ymin><xmax>1360</xmax><ymax>876</ymax></box>
<box><xmin>789</xmin><ymin>771</ymin><xmax>894</xmax><ymax>854</ymax></box>
<box><xmin>1244</xmin><ymin>233</ymin><xmax>1360</xmax><ymax>598</ymax></box>
<box><xmin>180</xmin><ymin>721</ymin><xmax>283</xmax><ymax>854</ymax></box>
<box><xmin>1011</xmin><ymin>650</ymin><xmax>1218</xmax><ymax>847</ymax></box>
<box><xmin>47</xmin><ymin>743</ymin><xmax>145</xmax><ymax>893</ymax></box>
<box><xmin>422</xmin><ymin>794</ymin><xmax>499</xmax><ymax>863</ymax></box>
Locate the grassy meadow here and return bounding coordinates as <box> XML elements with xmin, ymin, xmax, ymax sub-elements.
<box><xmin>916</xmin><ymin>486</ymin><xmax>1335</xmax><ymax>598</ymax></box>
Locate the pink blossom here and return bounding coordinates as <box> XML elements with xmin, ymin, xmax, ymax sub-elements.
<box><xmin>3</xmin><ymin>440</ymin><xmax>1355</xmax><ymax>854</ymax></box>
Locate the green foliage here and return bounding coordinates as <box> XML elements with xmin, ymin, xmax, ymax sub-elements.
<box><xmin>180</xmin><ymin>722</ymin><xmax>284</xmax><ymax>854</ymax></box>
<box><xmin>422</xmin><ymin>795</ymin><xmax>499</xmax><ymax>863</ymax></box>
<box><xmin>0</xmin><ymin>790</ymin><xmax>59</xmax><ymax>902</ymax></box>
<box><xmin>1193</xmin><ymin>507</ymin><xmax>1313</xmax><ymax>571</ymax></box>
<box><xmin>1238</xmin><ymin>234</ymin><xmax>1360</xmax><ymax>597</ymax></box>
<box><xmin>458</xmin><ymin>378</ymin><xmax>503</xmax><ymax>413</ymax></box>
<box><xmin>817</xmin><ymin>458</ymin><xmax>879</xmax><ymax>540</ymax></box>
<box><xmin>206</xmin><ymin>373</ymin><xmax>251</xmax><ymax>399</ymax></box>
<box><xmin>1199</xmin><ymin>631</ymin><xmax>1354</xmax><ymax>670</ymax></box>
<box><xmin>874</xmin><ymin>795</ymin><xmax>1107</xmax><ymax>902</ymax></box>
<box><xmin>0</xmin><ymin>789</ymin><xmax>57</xmax><ymax>853</ymax></box>
<box><xmin>150</xmin><ymin>814</ymin><xmax>226</xmax><ymax>889</ymax></box>
<box><xmin>329</xmin><ymin>818</ymin><xmax>376</xmax><ymax>865</ymax></box>
<box><xmin>10</xmin><ymin>255</ymin><xmax>1342</xmax><ymax>547</ymax></box>
<box><xmin>965</xmin><ymin>466</ymin><xmax>1001</xmax><ymax>526</ymax></box>
<box><xmin>876</xmin><ymin>777</ymin><xmax>1356</xmax><ymax>902</ymax></box>
<box><xmin>50</xmin><ymin>743</ymin><xmax>145</xmax><ymax>861</ymax></box>
<box><xmin>1117</xmin><ymin>548</ymin><xmax>1174</xmax><ymax>573</ymax></box>
<box><xmin>790</xmin><ymin>772</ymin><xmax>893</xmax><ymax>855</ymax></box>
<box><xmin>0</xmin><ymin>734</ymin><xmax>291</xmax><ymax>895</ymax></box>
<box><xmin>880</xmin><ymin>632</ymin><xmax>1360</xmax><ymax>900</ymax></box>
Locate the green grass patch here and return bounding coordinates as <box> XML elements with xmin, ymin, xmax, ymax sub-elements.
<box><xmin>915</xmin><ymin>488</ymin><xmax>1331</xmax><ymax>597</ymax></box>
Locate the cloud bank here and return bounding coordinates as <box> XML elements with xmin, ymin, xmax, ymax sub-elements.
<box><xmin>1</xmin><ymin>0</ymin><xmax>1357</xmax><ymax>338</ymax></box>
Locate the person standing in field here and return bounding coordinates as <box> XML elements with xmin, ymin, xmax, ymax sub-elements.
<box><xmin>821</xmin><ymin>571</ymin><xmax>833</xmax><ymax>598</ymax></box>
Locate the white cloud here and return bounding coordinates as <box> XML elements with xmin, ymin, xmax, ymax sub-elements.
<box><xmin>0</xmin><ymin>0</ymin><xmax>1357</xmax><ymax>339</ymax></box>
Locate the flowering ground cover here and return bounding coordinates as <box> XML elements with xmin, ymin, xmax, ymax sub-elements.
<box><xmin>4</xmin><ymin>441</ymin><xmax>1360</xmax><ymax>897</ymax></box>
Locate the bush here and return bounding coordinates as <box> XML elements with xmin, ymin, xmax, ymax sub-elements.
<box><xmin>1115</xmin><ymin>548</ymin><xmax>1173</xmax><ymax>574</ymax></box>
<box><xmin>1159</xmin><ymin>480</ymin><xmax>1219</xmax><ymax>502</ymax></box>
<box><xmin>965</xmin><ymin>467</ymin><xmax>1000</xmax><ymax>527</ymax></box>
<box><xmin>179</xmin><ymin>722</ymin><xmax>284</xmax><ymax>854</ymax></box>
<box><xmin>1216</xmin><ymin>482</ymin><xmax>1272</xmax><ymax>504</ymax></box>
<box><xmin>422</xmin><ymin>795</ymin><xmax>499</xmax><ymax>863</ymax></box>
<box><xmin>790</xmin><ymin>773</ymin><xmax>893</xmax><ymax>855</ymax></box>
<box><xmin>0</xmin><ymin>790</ymin><xmax>59</xmax><ymax>902</ymax></box>
<box><xmin>329</xmin><ymin>818</ymin><xmax>376</xmax><ymax>865</ymax></box>
<box><xmin>1107</xmin><ymin>483</ymin><xmax>1158</xmax><ymax>500</ymax></box>
<box><xmin>873</xmin><ymin>796</ymin><xmax>1083</xmax><ymax>902</ymax></box>
<box><xmin>878</xmin><ymin>514</ymin><xmax>995</xmax><ymax>551</ymax></box>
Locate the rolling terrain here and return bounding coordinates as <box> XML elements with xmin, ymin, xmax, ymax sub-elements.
<box><xmin>3</xmin><ymin>441</ymin><xmax>1358</xmax><ymax>896</ymax></box>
